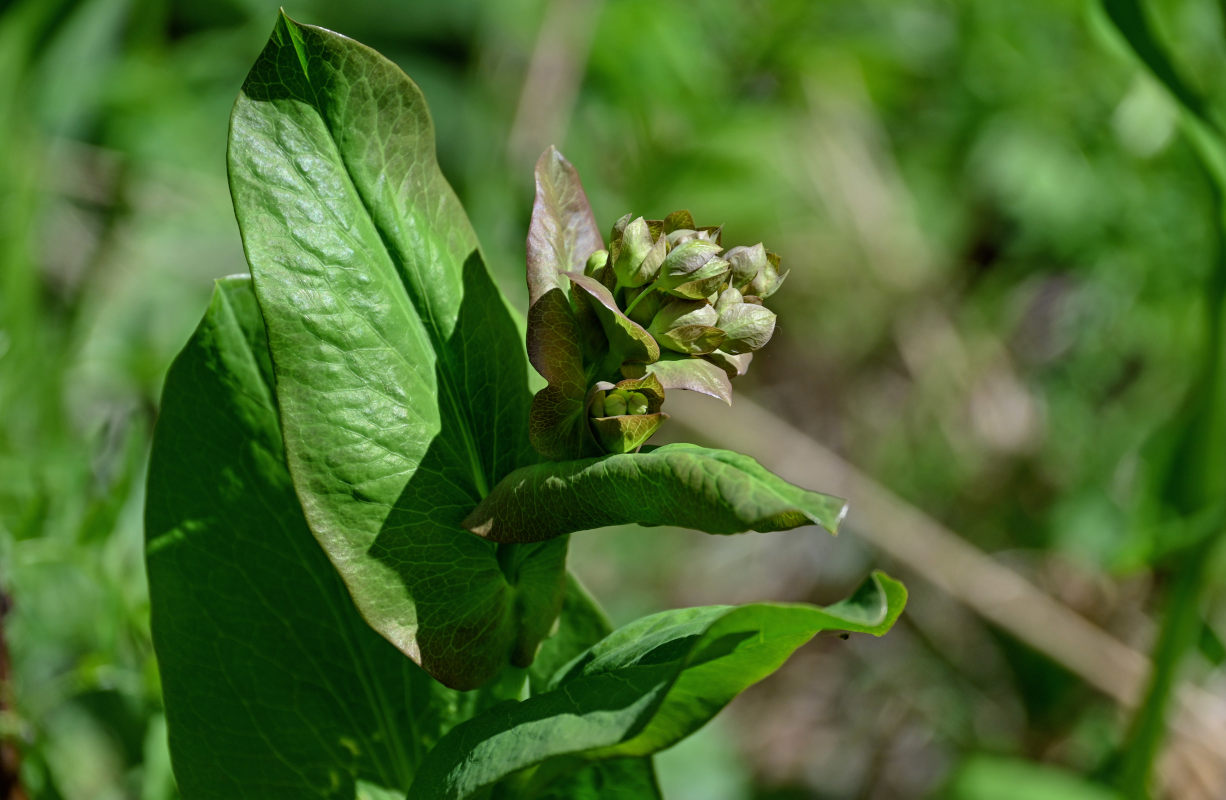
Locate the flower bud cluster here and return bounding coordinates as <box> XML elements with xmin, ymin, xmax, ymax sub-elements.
<box><xmin>590</xmin><ymin>210</ymin><xmax>785</xmax><ymax>364</ymax></box>
<box><xmin>539</xmin><ymin>206</ymin><xmax>786</xmax><ymax>457</ymax></box>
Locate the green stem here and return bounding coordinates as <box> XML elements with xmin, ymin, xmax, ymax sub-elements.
<box><xmin>1117</xmin><ymin>169</ymin><xmax>1226</xmax><ymax>800</ymax></box>
<box><xmin>623</xmin><ymin>283</ymin><xmax>656</xmax><ymax>317</ymax></box>
<box><xmin>1116</xmin><ymin>538</ymin><xmax>1215</xmax><ymax>796</ymax></box>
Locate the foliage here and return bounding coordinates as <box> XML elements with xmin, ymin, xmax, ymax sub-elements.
<box><xmin>5</xmin><ymin>0</ymin><xmax>1226</xmax><ymax>797</ymax></box>
<box><xmin>141</xmin><ymin>12</ymin><xmax>904</xmax><ymax>798</ymax></box>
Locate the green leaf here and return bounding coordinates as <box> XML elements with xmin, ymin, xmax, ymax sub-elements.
<box><xmin>704</xmin><ymin>349</ymin><xmax>753</xmax><ymax>380</ymax></box>
<box><xmin>146</xmin><ymin>277</ymin><xmax>499</xmax><ymax>798</ymax></box>
<box><xmin>530</xmin><ymin>759</ymin><xmax>662</xmax><ymax>800</ymax></box>
<box><xmin>527</xmin><ymin>288</ymin><xmax>590</xmax><ymax>459</ymax></box>
<box><xmin>409</xmin><ymin>572</ymin><xmax>906</xmax><ymax>799</ymax></box>
<box><xmin>227</xmin><ymin>12</ymin><xmax>565</xmax><ymax>689</ymax></box>
<box><xmin>517</xmin><ymin>575</ymin><xmax>662</xmax><ymax>798</ymax></box>
<box><xmin>463</xmin><ymin>442</ymin><xmax>847</xmax><ymax>543</ymax></box>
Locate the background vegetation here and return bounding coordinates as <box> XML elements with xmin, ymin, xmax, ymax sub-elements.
<box><xmin>2</xmin><ymin>0</ymin><xmax>1225</xmax><ymax>797</ymax></box>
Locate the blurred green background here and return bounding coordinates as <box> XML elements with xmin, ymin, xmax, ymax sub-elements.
<box><xmin>3</xmin><ymin>0</ymin><xmax>1226</xmax><ymax>797</ymax></box>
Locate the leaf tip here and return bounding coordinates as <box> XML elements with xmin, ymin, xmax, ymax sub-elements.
<box><xmin>830</xmin><ymin>500</ymin><xmax>849</xmax><ymax>535</ymax></box>
<box><xmin>462</xmin><ymin>512</ymin><xmax>494</xmax><ymax>539</ymax></box>
<box><xmin>537</xmin><ymin>144</ymin><xmax>566</xmax><ymax>171</ymax></box>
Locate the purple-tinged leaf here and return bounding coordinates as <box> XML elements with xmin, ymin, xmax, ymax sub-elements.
<box><xmin>567</xmin><ymin>272</ymin><xmax>661</xmax><ymax>365</ymax></box>
<box><xmin>527</xmin><ymin>147</ymin><xmax>604</xmax><ymax>304</ymax></box>
<box><xmin>623</xmin><ymin>355</ymin><xmax>733</xmax><ymax>405</ymax></box>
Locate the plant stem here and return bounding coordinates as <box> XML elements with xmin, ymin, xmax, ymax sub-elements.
<box><xmin>623</xmin><ymin>283</ymin><xmax>656</xmax><ymax>317</ymax></box>
<box><xmin>1117</xmin><ymin>164</ymin><xmax>1226</xmax><ymax>799</ymax></box>
<box><xmin>1116</xmin><ymin>537</ymin><xmax>1216</xmax><ymax>797</ymax></box>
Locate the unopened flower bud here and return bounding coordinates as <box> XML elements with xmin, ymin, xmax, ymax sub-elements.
<box><xmin>585</xmin><ymin>375</ymin><xmax>667</xmax><ymax>453</ymax></box>
<box><xmin>667</xmin><ymin>228</ymin><xmax>697</xmax><ymax>246</ymax></box>
<box><xmin>746</xmin><ymin>252</ymin><xmax>787</xmax><ymax>299</ymax></box>
<box><xmin>714</xmin><ymin>287</ymin><xmax>743</xmax><ymax>314</ymax></box>
<box><xmin>603</xmin><ymin>391</ymin><xmax>628</xmax><ymax>417</ymax></box>
<box><xmin>649</xmin><ymin>299</ymin><xmax>724</xmax><ymax>355</ymax></box>
<box><xmin>588</xmin><ymin>390</ymin><xmax>606</xmax><ymax>418</ymax></box>
<box><xmin>725</xmin><ymin>244</ymin><xmax>768</xmax><ymax>290</ymax></box>
<box><xmin>716</xmin><ymin>301</ymin><xmax>776</xmax><ymax>354</ymax></box>
<box><xmin>585</xmin><ymin>249</ymin><xmax>609</xmax><ymax>276</ymax></box>
<box><xmin>654</xmin><ymin>241</ymin><xmax>729</xmax><ymax>299</ymax></box>
<box><xmin>667</xmin><ymin>257</ymin><xmax>730</xmax><ymax>300</ymax></box>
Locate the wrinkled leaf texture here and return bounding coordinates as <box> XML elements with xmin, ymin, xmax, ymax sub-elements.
<box><xmin>465</xmin><ymin>443</ymin><xmax>848</xmax><ymax>543</ymax></box>
<box><xmin>227</xmin><ymin>12</ymin><xmax>566</xmax><ymax>689</ymax></box>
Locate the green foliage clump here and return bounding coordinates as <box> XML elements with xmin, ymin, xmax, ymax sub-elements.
<box><xmin>141</xmin><ymin>13</ymin><xmax>904</xmax><ymax>799</ymax></box>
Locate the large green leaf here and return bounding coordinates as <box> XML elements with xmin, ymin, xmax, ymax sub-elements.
<box><xmin>463</xmin><ymin>442</ymin><xmax>847</xmax><ymax>542</ymax></box>
<box><xmin>146</xmin><ymin>277</ymin><xmax>513</xmax><ymax>798</ymax></box>
<box><xmin>409</xmin><ymin>572</ymin><xmax>906</xmax><ymax>799</ymax></box>
<box><xmin>227</xmin><ymin>12</ymin><xmax>565</xmax><ymax>689</ymax></box>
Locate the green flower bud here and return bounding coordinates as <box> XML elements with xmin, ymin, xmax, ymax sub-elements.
<box><xmin>604</xmin><ymin>390</ymin><xmax>628</xmax><ymax>417</ymax></box>
<box><xmin>665</xmin><ymin>226</ymin><xmax>721</xmax><ymax>248</ymax></box>
<box><xmin>746</xmin><ymin>251</ymin><xmax>787</xmax><ymax>299</ymax></box>
<box><xmin>585</xmin><ymin>375</ymin><xmax>667</xmax><ymax>454</ymax></box>
<box><xmin>666</xmin><ymin>257</ymin><xmax>730</xmax><ymax>300</ymax></box>
<box><xmin>716</xmin><ymin>301</ymin><xmax>776</xmax><ymax>354</ymax></box>
<box><xmin>724</xmin><ymin>244</ymin><xmax>768</xmax><ymax>290</ymax></box>
<box><xmin>653</xmin><ymin>240</ymin><xmax>720</xmax><ymax>289</ymax></box>
<box><xmin>652</xmin><ymin>241</ymin><xmax>731</xmax><ymax>300</ymax></box>
<box><xmin>714</xmin><ymin>287</ymin><xmax>743</xmax><ymax>314</ymax></box>
<box><xmin>585</xmin><ymin>248</ymin><xmax>609</xmax><ymax>276</ymax></box>
<box><xmin>652</xmin><ymin>298</ymin><xmax>718</xmax><ymax>329</ymax></box>
<box><xmin>667</xmin><ymin>228</ymin><xmax>697</xmax><ymax>246</ymax></box>
<box><xmin>648</xmin><ymin>299</ymin><xmax>724</xmax><ymax>355</ymax></box>
<box><xmin>610</xmin><ymin>217</ymin><xmax>668</xmax><ymax>289</ymax></box>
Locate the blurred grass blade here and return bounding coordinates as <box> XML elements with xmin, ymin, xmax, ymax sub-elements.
<box><xmin>948</xmin><ymin>755</ymin><xmax>1123</xmax><ymax>800</ymax></box>
<box><xmin>1099</xmin><ymin>0</ymin><xmax>1226</xmax><ymax>185</ymax></box>
<box><xmin>1100</xmin><ymin>0</ymin><xmax>1218</xmax><ymax>133</ymax></box>
<box><xmin>1099</xmin><ymin>1</ymin><xmax>1226</xmax><ymax>794</ymax></box>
